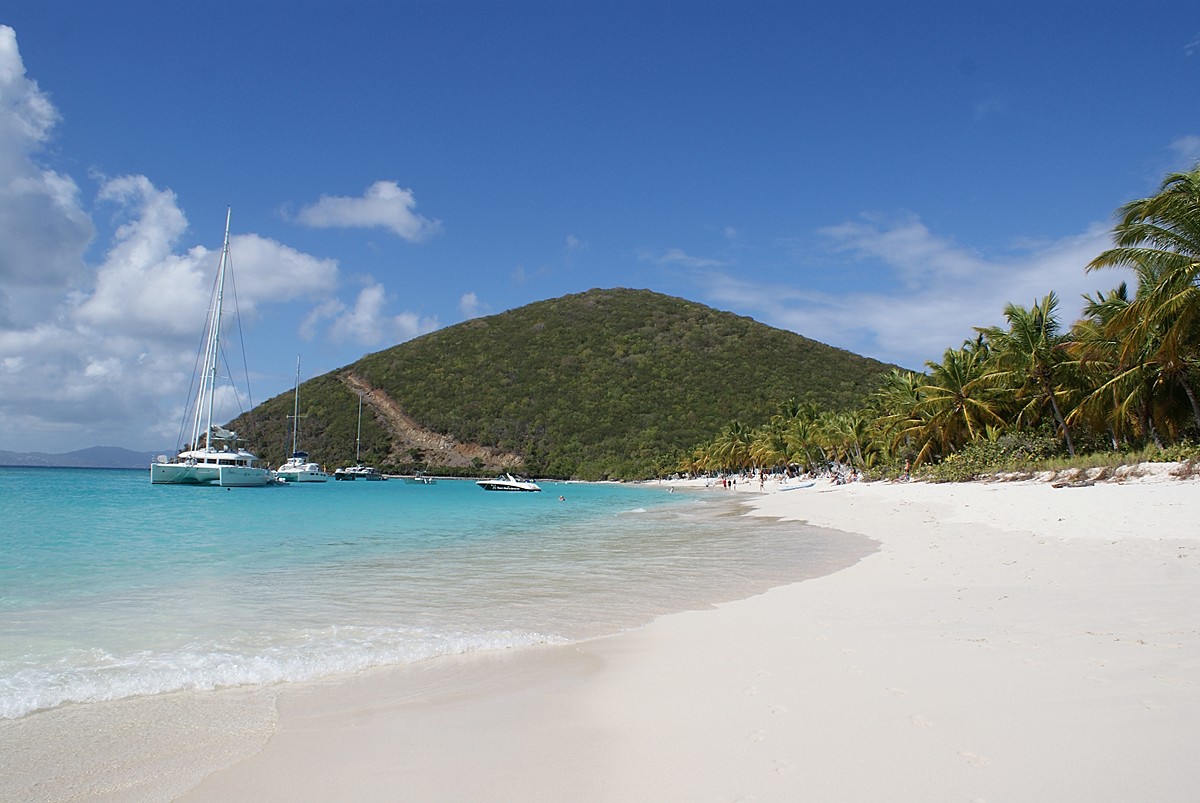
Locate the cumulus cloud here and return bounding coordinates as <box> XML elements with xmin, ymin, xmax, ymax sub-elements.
<box><xmin>0</xmin><ymin>25</ymin><xmax>94</xmax><ymax>326</ymax></box>
<box><xmin>0</xmin><ymin>170</ymin><xmax>344</xmax><ymax>451</ymax></box>
<box><xmin>693</xmin><ymin>214</ymin><xmax>1116</xmax><ymax>370</ymax></box>
<box><xmin>1169</xmin><ymin>134</ymin><xmax>1200</xmax><ymax>167</ymax></box>
<box><xmin>459</xmin><ymin>292</ymin><xmax>485</xmax><ymax>319</ymax></box>
<box><xmin>973</xmin><ymin>96</ymin><xmax>1008</xmax><ymax>121</ymax></box>
<box><xmin>638</xmin><ymin>247</ymin><xmax>729</xmax><ymax>269</ymax></box>
<box><xmin>74</xmin><ymin>176</ymin><xmax>338</xmax><ymax>337</ymax></box>
<box><xmin>817</xmin><ymin>213</ymin><xmax>984</xmax><ymax>289</ymax></box>
<box><xmin>296</xmin><ymin>180</ymin><xmax>442</xmax><ymax>241</ymax></box>
<box><xmin>307</xmin><ymin>279</ymin><xmax>439</xmax><ymax>346</ymax></box>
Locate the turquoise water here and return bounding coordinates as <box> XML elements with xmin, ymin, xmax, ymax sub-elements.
<box><xmin>0</xmin><ymin>467</ymin><xmax>861</xmax><ymax>719</ymax></box>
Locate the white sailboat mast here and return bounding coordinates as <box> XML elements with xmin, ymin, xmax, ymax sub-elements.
<box><xmin>192</xmin><ymin>207</ymin><xmax>232</xmax><ymax>452</ymax></box>
<box><xmin>355</xmin><ymin>394</ymin><xmax>363</xmax><ymax>463</ymax></box>
<box><xmin>291</xmin><ymin>355</ymin><xmax>301</xmax><ymax>455</ymax></box>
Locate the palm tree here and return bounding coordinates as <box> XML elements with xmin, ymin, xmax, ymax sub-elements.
<box><xmin>1087</xmin><ymin>166</ymin><xmax>1200</xmax><ymax>430</ymax></box>
<box><xmin>912</xmin><ymin>341</ymin><xmax>1006</xmax><ymax>465</ymax></box>
<box><xmin>815</xmin><ymin>410</ymin><xmax>874</xmax><ymax>468</ymax></box>
<box><xmin>710</xmin><ymin>420</ymin><xmax>754</xmax><ymax>472</ymax></box>
<box><xmin>749</xmin><ymin>418</ymin><xmax>790</xmax><ymax>469</ymax></box>
<box><xmin>1068</xmin><ymin>282</ymin><xmax>1179</xmax><ymax>448</ymax></box>
<box><xmin>976</xmin><ymin>292</ymin><xmax>1077</xmax><ymax>456</ymax></box>
<box><xmin>872</xmin><ymin>368</ymin><xmax>927</xmax><ymax>460</ymax></box>
<box><xmin>783</xmin><ymin>414</ymin><xmax>824</xmax><ymax>471</ymax></box>
<box><xmin>1068</xmin><ymin>284</ymin><xmax>1139</xmax><ymax>447</ymax></box>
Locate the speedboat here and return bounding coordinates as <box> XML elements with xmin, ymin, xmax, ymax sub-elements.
<box><xmin>476</xmin><ymin>473</ymin><xmax>541</xmax><ymax>492</ymax></box>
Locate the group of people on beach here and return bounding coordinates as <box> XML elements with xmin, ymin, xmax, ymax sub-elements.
<box><xmin>696</xmin><ymin>458</ymin><xmax>912</xmax><ymax>488</ymax></box>
<box><xmin>702</xmin><ymin>466</ymin><xmax>857</xmax><ymax>489</ymax></box>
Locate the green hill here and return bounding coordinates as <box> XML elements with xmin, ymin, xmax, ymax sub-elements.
<box><xmin>232</xmin><ymin>288</ymin><xmax>895</xmax><ymax>479</ymax></box>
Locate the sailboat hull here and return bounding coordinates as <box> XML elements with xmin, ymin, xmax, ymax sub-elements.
<box><xmin>151</xmin><ymin>461</ymin><xmax>273</xmax><ymax>487</ymax></box>
<box><xmin>276</xmin><ymin>460</ymin><xmax>329</xmax><ymax>482</ymax></box>
<box><xmin>151</xmin><ymin>463</ymin><xmax>220</xmax><ymax>485</ymax></box>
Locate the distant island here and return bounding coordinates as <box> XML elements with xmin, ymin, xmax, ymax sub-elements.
<box><xmin>0</xmin><ymin>446</ymin><xmax>161</xmax><ymax>470</ymax></box>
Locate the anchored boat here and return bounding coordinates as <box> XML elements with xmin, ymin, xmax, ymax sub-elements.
<box><xmin>150</xmin><ymin>209</ymin><xmax>272</xmax><ymax>487</ymax></box>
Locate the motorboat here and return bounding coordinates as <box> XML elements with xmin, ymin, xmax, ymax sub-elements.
<box><xmin>276</xmin><ymin>356</ymin><xmax>329</xmax><ymax>482</ymax></box>
<box><xmin>476</xmin><ymin>473</ymin><xmax>541</xmax><ymax>492</ymax></box>
<box><xmin>403</xmin><ymin>472</ymin><xmax>436</xmax><ymax>485</ymax></box>
<box><xmin>334</xmin><ymin>465</ymin><xmax>385</xmax><ymax>481</ymax></box>
<box><xmin>150</xmin><ymin>209</ymin><xmax>272</xmax><ymax>487</ymax></box>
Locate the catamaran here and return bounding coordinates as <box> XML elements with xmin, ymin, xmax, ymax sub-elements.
<box><xmin>150</xmin><ymin>209</ymin><xmax>273</xmax><ymax>487</ymax></box>
<box><xmin>275</xmin><ymin>356</ymin><xmax>329</xmax><ymax>482</ymax></box>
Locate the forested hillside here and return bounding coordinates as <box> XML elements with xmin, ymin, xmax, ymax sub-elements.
<box><xmin>234</xmin><ymin>288</ymin><xmax>894</xmax><ymax>479</ymax></box>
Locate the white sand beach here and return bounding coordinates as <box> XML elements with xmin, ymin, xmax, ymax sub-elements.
<box><xmin>171</xmin><ymin>466</ymin><xmax>1200</xmax><ymax>802</ymax></box>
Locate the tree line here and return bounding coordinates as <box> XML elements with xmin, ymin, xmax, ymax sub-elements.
<box><xmin>682</xmin><ymin>166</ymin><xmax>1200</xmax><ymax>480</ymax></box>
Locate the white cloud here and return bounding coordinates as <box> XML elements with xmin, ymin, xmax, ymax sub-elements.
<box><xmin>694</xmin><ymin>215</ymin><xmax>1116</xmax><ymax>370</ymax></box>
<box><xmin>0</xmin><ymin>25</ymin><xmax>94</xmax><ymax>326</ymax></box>
<box><xmin>638</xmin><ymin>247</ymin><xmax>729</xmax><ymax>269</ymax></box>
<box><xmin>1169</xmin><ymin>134</ymin><xmax>1200</xmax><ymax>167</ymax></box>
<box><xmin>75</xmin><ymin>177</ymin><xmax>338</xmax><ymax>337</ymax></box>
<box><xmin>221</xmin><ymin>233</ymin><xmax>339</xmax><ymax>313</ymax></box>
<box><xmin>296</xmin><ymin>180</ymin><xmax>442</xmax><ymax>241</ymax></box>
<box><xmin>319</xmin><ymin>280</ymin><xmax>439</xmax><ymax>346</ymax></box>
<box><xmin>817</xmin><ymin>213</ymin><xmax>983</xmax><ymax>289</ymax></box>
<box><xmin>973</xmin><ymin>96</ymin><xmax>1008</xmax><ymax>121</ymax></box>
<box><xmin>0</xmin><ymin>26</ymin><xmax>58</xmax><ymax>147</ymax></box>
<box><xmin>459</xmin><ymin>291</ymin><xmax>486</xmax><ymax>319</ymax></box>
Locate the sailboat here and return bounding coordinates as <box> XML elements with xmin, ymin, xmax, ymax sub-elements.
<box><xmin>334</xmin><ymin>395</ymin><xmax>384</xmax><ymax>480</ymax></box>
<box><xmin>275</xmin><ymin>356</ymin><xmax>329</xmax><ymax>482</ymax></box>
<box><xmin>150</xmin><ymin>209</ymin><xmax>273</xmax><ymax>487</ymax></box>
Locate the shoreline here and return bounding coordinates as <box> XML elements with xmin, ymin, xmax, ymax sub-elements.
<box><xmin>6</xmin><ymin>468</ymin><xmax>1199</xmax><ymax>801</ymax></box>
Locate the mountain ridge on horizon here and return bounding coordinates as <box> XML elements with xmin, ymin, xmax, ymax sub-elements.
<box><xmin>0</xmin><ymin>445</ymin><xmax>162</xmax><ymax>469</ymax></box>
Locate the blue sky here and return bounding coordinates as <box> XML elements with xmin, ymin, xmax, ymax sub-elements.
<box><xmin>1</xmin><ymin>2</ymin><xmax>1198</xmax><ymax>453</ymax></box>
